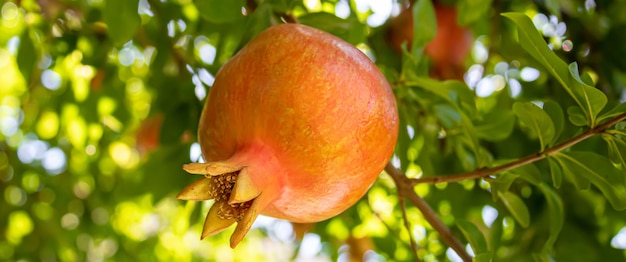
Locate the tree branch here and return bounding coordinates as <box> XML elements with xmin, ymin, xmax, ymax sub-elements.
<box><xmin>410</xmin><ymin>112</ymin><xmax>626</xmax><ymax>185</ymax></box>
<box><xmin>370</xmin><ymin>208</ymin><xmax>418</xmax><ymax>257</ymax></box>
<box><xmin>385</xmin><ymin>164</ymin><xmax>472</xmax><ymax>262</ymax></box>
<box><xmin>399</xmin><ymin>197</ymin><xmax>421</xmax><ymax>261</ymax></box>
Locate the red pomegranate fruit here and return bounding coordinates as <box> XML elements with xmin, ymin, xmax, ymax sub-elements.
<box><xmin>177</xmin><ymin>23</ymin><xmax>399</xmax><ymax>248</ymax></box>
<box><xmin>135</xmin><ymin>114</ymin><xmax>163</xmax><ymax>155</ymax></box>
<box><xmin>387</xmin><ymin>3</ymin><xmax>473</xmax><ymax>80</ymax></box>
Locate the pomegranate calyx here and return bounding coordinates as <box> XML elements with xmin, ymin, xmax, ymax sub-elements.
<box><xmin>178</xmin><ymin>161</ymin><xmax>264</xmax><ymax>247</ymax></box>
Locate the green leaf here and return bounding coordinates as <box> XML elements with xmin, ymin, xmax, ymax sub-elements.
<box><xmin>17</xmin><ymin>30</ymin><xmax>36</xmax><ymax>82</ymax></box>
<box><xmin>474</xmin><ymin>109</ymin><xmax>515</xmax><ymax>142</ymax></box>
<box><xmin>552</xmin><ymin>153</ymin><xmax>590</xmax><ymax>190</ymax></box>
<box><xmin>195</xmin><ymin>0</ymin><xmax>245</xmax><ymax>24</ymax></box>
<box><xmin>434</xmin><ymin>104</ymin><xmax>461</xmax><ymax>128</ymax></box>
<box><xmin>510</xmin><ymin>163</ymin><xmax>541</xmax><ymax>185</ymax></box>
<box><xmin>567</xmin><ymin>106</ymin><xmax>587</xmax><ymax>126</ymax></box>
<box><xmin>597</xmin><ymin>102</ymin><xmax>626</xmax><ymax>124</ymax></box>
<box><xmin>513</xmin><ymin>102</ymin><xmax>555</xmax><ymax>150</ymax></box>
<box><xmin>298</xmin><ymin>12</ymin><xmax>367</xmax><ymax>45</ymax></box>
<box><xmin>567</xmin><ymin>62</ymin><xmax>607</xmax><ymax>127</ymax></box>
<box><xmin>140</xmin><ymin>144</ymin><xmax>194</xmax><ymax>200</ymax></box>
<box><xmin>268</xmin><ymin>0</ymin><xmax>297</xmax><ymax>12</ymax></box>
<box><xmin>555</xmin><ymin>152</ymin><xmax>626</xmax><ymax>210</ymax></box>
<box><xmin>543</xmin><ymin>100</ymin><xmax>564</xmax><ymax>144</ymax></box>
<box><xmin>501</xmin><ymin>13</ymin><xmax>570</xmax><ymax>91</ymax></box>
<box><xmin>409</xmin><ymin>78</ymin><xmax>477</xmax><ymax>115</ymax></box>
<box><xmin>407</xmin><ymin>78</ymin><xmax>448</xmax><ymax>102</ymax></box>
<box><xmin>411</xmin><ymin>0</ymin><xmax>436</xmax><ymax>49</ymax></box>
<box><xmin>547</xmin><ymin>157</ymin><xmax>563</xmax><ymax>188</ymax></box>
<box><xmin>396</xmin><ymin>107</ymin><xmax>412</xmax><ymax>172</ymax></box>
<box><xmin>603</xmin><ymin>135</ymin><xmax>626</xmax><ymax>175</ymax></box>
<box><xmin>104</xmin><ymin>0</ymin><xmax>140</xmax><ymax>45</ymax></box>
<box><xmin>160</xmin><ymin>105</ymin><xmax>191</xmax><ymax>145</ymax></box>
<box><xmin>532</xmin><ymin>253</ymin><xmax>551</xmax><ymax>262</ymax></box>
<box><xmin>488</xmin><ymin>171</ymin><xmax>518</xmax><ymax>201</ymax></box>
<box><xmin>502</xmin><ymin>13</ymin><xmax>607</xmax><ymax>126</ymax></box>
<box><xmin>474</xmin><ymin>252</ymin><xmax>494</xmax><ymax>262</ymax></box>
<box><xmin>498</xmin><ymin>191</ymin><xmax>531</xmax><ymax>228</ymax></box>
<box><xmin>238</xmin><ymin>2</ymin><xmax>273</xmax><ymax>47</ymax></box>
<box><xmin>446</xmin><ymin>80</ymin><xmax>478</xmax><ymax>116</ymax></box>
<box><xmin>457</xmin><ymin>0</ymin><xmax>493</xmax><ymax>25</ymax></box>
<box><xmin>538</xmin><ymin>183</ymin><xmax>564</xmax><ymax>253</ymax></box>
<box><xmin>456</xmin><ymin>220</ymin><xmax>489</xmax><ymax>254</ymax></box>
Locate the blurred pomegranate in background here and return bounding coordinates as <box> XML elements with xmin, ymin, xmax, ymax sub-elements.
<box><xmin>135</xmin><ymin>114</ymin><xmax>164</xmax><ymax>155</ymax></box>
<box><xmin>387</xmin><ymin>2</ymin><xmax>474</xmax><ymax>80</ymax></box>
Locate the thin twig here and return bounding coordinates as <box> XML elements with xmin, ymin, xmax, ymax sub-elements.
<box><xmin>385</xmin><ymin>164</ymin><xmax>472</xmax><ymax>262</ymax></box>
<box><xmin>399</xmin><ymin>197</ymin><xmax>421</xmax><ymax>261</ymax></box>
<box><xmin>370</xmin><ymin>209</ymin><xmax>417</xmax><ymax>254</ymax></box>
<box><xmin>410</xmin><ymin>112</ymin><xmax>626</xmax><ymax>185</ymax></box>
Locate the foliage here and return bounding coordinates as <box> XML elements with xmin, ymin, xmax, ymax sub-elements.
<box><xmin>1</xmin><ymin>0</ymin><xmax>626</xmax><ymax>261</ymax></box>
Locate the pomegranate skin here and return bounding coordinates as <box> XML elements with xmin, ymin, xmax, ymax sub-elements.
<box><xmin>198</xmin><ymin>24</ymin><xmax>398</xmax><ymax>222</ymax></box>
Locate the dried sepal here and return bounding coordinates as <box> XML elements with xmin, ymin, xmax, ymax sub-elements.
<box><xmin>229</xmin><ymin>168</ymin><xmax>261</xmax><ymax>204</ymax></box>
<box><xmin>176</xmin><ymin>177</ymin><xmax>213</xmax><ymax>201</ymax></box>
<box><xmin>183</xmin><ymin>162</ymin><xmax>243</xmax><ymax>176</ymax></box>
<box><xmin>202</xmin><ymin>201</ymin><xmax>236</xmax><ymax>239</ymax></box>
<box><xmin>230</xmin><ymin>197</ymin><xmax>261</xmax><ymax>248</ymax></box>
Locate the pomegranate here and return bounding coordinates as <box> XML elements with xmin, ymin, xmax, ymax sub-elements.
<box><xmin>177</xmin><ymin>24</ymin><xmax>398</xmax><ymax>248</ymax></box>
<box><xmin>135</xmin><ymin>114</ymin><xmax>163</xmax><ymax>155</ymax></box>
<box><xmin>387</xmin><ymin>3</ymin><xmax>473</xmax><ymax>80</ymax></box>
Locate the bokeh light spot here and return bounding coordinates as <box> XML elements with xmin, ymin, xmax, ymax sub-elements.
<box><xmin>0</xmin><ymin>115</ymin><xmax>18</xmax><ymax>136</ymax></box>
<box><xmin>298</xmin><ymin>233</ymin><xmax>323</xmax><ymax>259</ymax></box>
<box><xmin>38</xmin><ymin>187</ymin><xmax>56</xmax><ymax>204</ymax></box>
<box><xmin>198</xmin><ymin>44</ymin><xmax>216</xmax><ymax>65</ymax></box>
<box><xmin>562</xmin><ymin>39</ymin><xmax>573</xmax><ymax>52</ymax></box>
<box><xmin>36</xmin><ymin>111</ymin><xmax>59</xmax><ymax>139</ymax></box>
<box><xmin>61</xmin><ymin>213</ymin><xmax>80</xmax><ymax>230</ymax></box>
<box><xmin>1</xmin><ymin>2</ymin><xmax>19</xmax><ymax>20</ymax></box>
<box><xmin>189</xmin><ymin>143</ymin><xmax>202</xmax><ymax>162</ymax></box>
<box><xmin>5</xmin><ymin>185</ymin><xmax>27</xmax><ymax>206</ymax></box>
<box><xmin>21</xmin><ymin>171</ymin><xmax>40</xmax><ymax>193</ymax></box>
<box><xmin>482</xmin><ymin>205</ymin><xmax>499</xmax><ymax>227</ymax></box>
<box><xmin>17</xmin><ymin>138</ymin><xmax>47</xmax><ymax>164</ymax></box>
<box><xmin>73</xmin><ymin>181</ymin><xmax>92</xmax><ymax>199</ymax></box>
<box><xmin>42</xmin><ymin>147</ymin><xmax>67</xmax><ymax>175</ymax></box>
<box><xmin>612</xmin><ymin>226</ymin><xmax>626</xmax><ymax>249</ymax></box>
<box><xmin>109</xmin><ymin>142</ymin><xmax>139</xmax><ymax>169</ymax></box>
<box><xmin>118</xmin><ymin>47</ymin><xmax>135</xmax><ymax>66</ymax></box>
<box><xmin>92</xmin><ymin>207</ymin><xmax>109</xmax><ymax>225</ymax></box>
<box><xmin>335</xmin><ymin>0</ymin><xmax>350</xmax><ymax>18</ymax></box>
<box><xmin>41</xmin><ymin>69</ymin><xmax>62</xmax><ymax>90</ymax></box>
<box><xmin>198</xmin><ymin>68</ymin><xmax>214</xmax><ymax>86</ymax></box>
<box><xmin>33</xmin><ymin>202</ymin><xmax>54</xmax><ymax>221</ymax></box>
<box><xmin>86</xmin><ymin>145</ymin><xmax>97</xmax><ymax>156</ymax></box>
<box><xmin>509</xmin><ymin>78</ymin><xmax>522</xmax><ymax>98</ymax></box>
<box><xmin>6</xmin><ymin>211</ymin><xmax>34</xmax><ymax>244</ymax></box>
<box><xmin>0</xmin><ymin>151</ymin><xmax>8</xmax><ymax>170</ymax></box>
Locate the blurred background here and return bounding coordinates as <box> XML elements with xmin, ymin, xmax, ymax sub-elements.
<box><xmin>2</xmin><ymin>0</ymin><xmax>626</xmax><ymax>261</ymax></box>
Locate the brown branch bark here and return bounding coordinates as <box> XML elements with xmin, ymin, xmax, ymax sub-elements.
<box><xmin>384</xmin><ymin>111</ymin><xmax>626</xmax><ymax>261</ymax></box>
<box><xmin>399</xmin><ymin>197</ymin><xmax>421</xmax><ymax>261</ymax></box>
<box><xmin>410</xmin><ymin>112</ymin><xmax>626</xmax><ymax>185</ymax></box>
<box><xmin>385</xmin><ymin>164</ymin><xmax>472</xmax><ymax>262</ymax></box>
